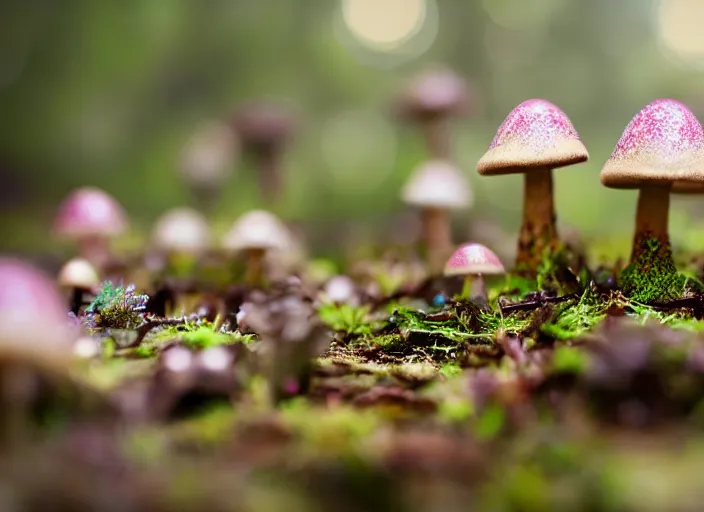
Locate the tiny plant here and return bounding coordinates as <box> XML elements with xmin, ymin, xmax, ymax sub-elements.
<box><xmin>84</xmin><ymin>281</ymin><xmax>149</xmax><ymax>330</ymax></box>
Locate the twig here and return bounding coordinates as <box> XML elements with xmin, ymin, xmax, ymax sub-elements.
<box><xmin>124</xmin><ymin>317</ymin><xmax>190</xmax><ymax>348</ymax></box>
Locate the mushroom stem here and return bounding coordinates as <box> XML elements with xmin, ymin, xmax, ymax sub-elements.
<box><xmin>420</xmin><ymin>207</ymin><xmax>453</xmax><ymax>275</ymax></box>
<box><xmin>245</xmin><ymin>248</ymin><xmax>267</xmax><ymax>287</ymax></box>
<box><xmin>68</xmin><ymin>288</ymin><xmax>84</xmax><ymax>316</ymax></box>
<box><xmin>469</xmin><ymin>274</ymin><xmax>487</xmax><ymax>304</ymax></box>
<box><xmin>421</xmin><ymin>118</ymin><xmax>451</xmax><ymax>158</ymax></box>
<box><xmin>631</xmin><ymin>185</ymin><xmax>671</xmax><ymax>263</ymax></box>
<box><xmin>256</xmin><ymin>152</ymin><xmax>282</xmax><ymax>205</ymax></box>
<box><xmin>190</xmin><ymin>185</ymin><xmax>220</xmax><ymax>217</ymax></box>
<box><xmin>517</xmin><ymin>168</ymin><xmax>557</xmax><ymax>274</ymax></box>
<box><xmin>78</xmin><ymin>235</ymin><xmax>112</xmax><ymax>269</ymax></box>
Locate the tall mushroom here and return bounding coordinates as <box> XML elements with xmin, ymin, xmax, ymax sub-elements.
<box><xmin>600</xmin><ymin>99</ymin><xmax>704</xmax><ymax>302</ymax></box>
<box><xmin>231</xmin><ymin>100</ymin><xmax>296</xmax><ymax>205</ymax></box>
<box><xmin>397</xmin><ymin>68</ymin><xmax>470</xmax><ymax>158</ymax></box>
<box><xmin>52</xmin><ymin>187</ymin><xmax>128</xmax><ymax>269</ymax></box>
<box><xmin>222</xmin><ymin>210</ymin><xmax>290</xmax><ymax>288</ymax></box>
<box><xmin>401</xmin><ymin>159</ymin><xmax>472</xmax><ymax>274</ymax></box>
<box><xmin>477</xmin><ymin>99</ymin><xmax>589</xmax><ymax>275</ymax></box>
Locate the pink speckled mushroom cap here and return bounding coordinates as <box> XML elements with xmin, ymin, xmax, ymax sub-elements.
<box><xmin>53</xmin><ymin>187</ymin><xmax>128</xmax><ymax>239</ymax></box>
<box><xmin>601</xmin><ymin>99</ymin><xmax>704</xmax><ymax>189</ymax></box>
<box><xmin>0</xmin><ymin>257</ymin><xmax>75</xmax><ymax>365</ymax></box>
<box><xmin>444</xmin><ymin>243</ymin><xmax>505</xmax><ymax>277</ymax></box>
<box><xmin>477</xmin><ymin>99</ymin><xmax>589</xmax><ymax>176</ymax></box>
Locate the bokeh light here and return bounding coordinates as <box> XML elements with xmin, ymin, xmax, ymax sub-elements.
<box><xmin>656</xmin><ymin>0</ymin><xmax>704</xmax><ymax>69</ymax></box>
<box><xmin>319</xmin><ymin>108</ymin><xmax>397</xmax><ymax>193</ymax></box>
<box><xmin>334</xmin><ymin>0</ymin><xmax>438</xmax><ymax>67</ymax></box>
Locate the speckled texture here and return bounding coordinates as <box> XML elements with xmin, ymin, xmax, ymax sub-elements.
<box><xmin>443</xmin><ymin>243</ymin><xmax>505</xmax><ymax>277</ymax></box>
<box><xmin>53</xmin><ymin>187</ymin><xmax>128</xmax><ymax>238</ymax></box>
<box><xmin>601</xmin><ymin>99</ymin><xmax>704</xmax><ymax>189</ymax></box>
<box><xmin>402</xmin><ymin>160</ymin><xmax>473</xmax><ymax>208</ymax></box>
<box><xmin>477</xmin><ymin>99</ymin><xmax>588</xmax><ymax>176</ymax></box>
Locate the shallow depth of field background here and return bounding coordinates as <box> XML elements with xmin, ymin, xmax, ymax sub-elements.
<box><xmin>1</xmin><ymin>0</ymin><xmax>703</xmax><ymax>262</ymax></box>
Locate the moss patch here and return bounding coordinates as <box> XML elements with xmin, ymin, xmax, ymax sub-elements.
<box><xmin>620</xmin><ymin>237</ymin><xmax>687</xmax><ymax>303</ymax></box>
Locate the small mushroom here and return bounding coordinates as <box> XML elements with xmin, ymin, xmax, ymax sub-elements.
<box><xmin>443</xmin><ymin>243</ymin><xmax>505</xmax><ymax>305</ymax></box>
<box><xmin>319</xmin><ymin>275</ymin><xmax>360</xmax><ymax>306</ymax></box>
<box><xmin>152</xmin><ymin>207</ymin><xmax>211</xmax><ymax>257</ymax></box>
<box><xmin>222</xmin><ymin>210</ymin><xmax>290</xmax><ymax>288</ymax></box>
<box><xmin>601</xmin><ymin>99</ymin><xmax>704</xmax><ymax>271</ymax></box>
<box><xmin>0</xmin><ymin>257</ymin><xmax>76</xmax><ymax>367</ymax></box>
<box><xmin>180</xmin><ymin>121</ymin><xmax>238</xmax><ymax>214</ymax></box>
<box><xmin>231</xmin><ymin>100</ymin><xmax>296</xmax><ymax>205</ymax></box>
<box><xmin>57</xmin><ymin>258</ymin><xmax>100</xmax><ymax>315</ymax></box>
<box><xmin>53</xmin><ymin>187</ymin><xmax>128</xmax><ymax>269</ymax></box>
<box><xmin>477</xmin><ymin>99</ymin><xmax>589</xmax><ymax>275</ymax></box>
<box><xmin>402</xmin><ymin>159</ymin><xmax>472</xmax><ymax>274</ymax></box>
<box><xmin>397</xmin><ymin>68</ymin><xmax>470</xmax><ymax>158</ymax></box>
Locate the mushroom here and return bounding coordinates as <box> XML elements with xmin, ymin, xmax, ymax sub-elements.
<box><xmin>402</xmin><ymin>159</ymin><xmax>472</xmax><ymax>274</ymax></box>
<box><xmin>222</xmin><ymin>210</ymin><xmax>290</xmax><ymax>288</ymax></box>
<box><xmin>443</xmin><ymin>243</ymin><xmax>505</xmax><ymax>306</ymax></box>
<box><xmin>600</xmin><ymin>99</ymin><xmax>704</xmax><ymax>301</ymax></box>
<box><xmin>52</xmin><ymin>187</ymin><xmax>128</xmax><ymax>269</ymax></box>
<box><xmin>0</xmin><ymin>257</ymin><xmax>76</xmax><ymax>367</ymax></box>
<box><xmin>319</xmin><ymin>275</ymin><xmax>360</xmax><ymax>306</ymax></box>
<box><xmin>477</xmin><ymin>99</ymin><xmax>589</xmax><ymax>275</ymax></box>
<box><xmin>180</xmin><ymin>121</ymin><xmax>238</xmax><ymax>214</ymax></box>
<box><xmin>231</xmin><ymin>100</ymin><xmax>296</xmax><ymax>205</ymax></box>
<box><xmin>397</xmin><ymin>68</ymin><xmax>470</xmax><ymax>158</ymax></box>
<box><xmin>57</xmin><ymin>257</ymin><xmax>100</xmax><ymax>315</ymax></box>
<box><xmin>152</xmin><ymin>207</ymin><xmax>211</xmax><ymax>257</ymax></box>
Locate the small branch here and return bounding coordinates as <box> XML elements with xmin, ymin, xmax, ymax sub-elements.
<box><xmin>124</xmin><ymin>317</ymin><xmax>190</xmax><ymax>348</ymax></box>
<box><xmin>499</xmin><ymin>293</ymin><xmax>577</xmax><ymax>314</ymax></box>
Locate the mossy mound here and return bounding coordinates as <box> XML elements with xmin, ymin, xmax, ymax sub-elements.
<box><xmin>620</xmin><ymin>237</ymin><xmax>688</xmax><ymax>303</ymax></box>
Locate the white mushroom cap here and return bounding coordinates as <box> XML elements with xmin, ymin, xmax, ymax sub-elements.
<box><xmin>152</xmin><ymin>207</ymin><xmax>211</xmax><ymax>253</ymax></box>
<box><xmin>180</xmin><ymin>121</ymin><xmax>238</xmax><ymax>187</ymax></box>
<box><xmin>57</xmin><ymin>258</ymin><xmax>100</xmax><ymax>290</ymax></box>
<box><xmin>222</xmin><ymin>210</ymin><xmax>290</xmax><ymax>252</ymax></box>
<box><xmin>401</xmin><ymin>160</ymin><xmax>472</xmax><ymax>209</ymax></box>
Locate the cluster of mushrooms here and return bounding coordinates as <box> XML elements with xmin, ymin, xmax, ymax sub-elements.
<box><xmin>3</xmin><ymin>69</ymin><xmax>704</xmax><ymax>367</ymax></box>
<box><xmin>401</xmin><ymin>87</ymin><xmax>704</xmax><ymax>301</ymax></box>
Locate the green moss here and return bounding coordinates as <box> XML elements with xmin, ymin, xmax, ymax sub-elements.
<box><xmin>540</xmin><ymin>289</ymin><xmax>611</xmax><ymax>340</ymax></box>
<box><xmin>620</xmin><ymin>237</ymin><xmax>687</xmax><ymax>303</ymax></box>
<box><xmin>505</xmin><ymin>244</ymin><xmax>584</xmax><ymax>297</ymax></box>
<box><xmin>318</xmin><ymin>303</ymin><xmax>374</xmax><ymax>336</ymax></box>
<box><xmin>552</xmin><ymin>346</ymin><xmax>590</xmax><ymax>374</ymax></box>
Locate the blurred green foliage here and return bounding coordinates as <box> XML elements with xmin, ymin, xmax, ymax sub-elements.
<box><xmin>0</xmin><ymin>0</ymin><xmax>703</xmax><ymax>258</ymax></box>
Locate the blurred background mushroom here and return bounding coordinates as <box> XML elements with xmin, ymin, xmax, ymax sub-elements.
<box><xmin>57</xmin><ymin>257</ymin><xmax>100</xmax><ymax>315</ymax></box>
<box><xmin>179</xmin><ymin>121</ymin><xmax>238</xmax><ymax>216</ymax></box>
<box><xmin>151</xmin><ymin>207</ymin><xmax>212</xmax><ymax>270</ymax></box>
<box><xmin>231</xmin><ymin>100</ymin><xmax>296</xmax><ymax>207</ymax></box>
<box><xmin>401</xmin><ymin>159</ymin><xmax>472</xmax><ymax>274</ymax></box>
<box><xmin>222</xmin><ymin>209</ymin><xmax>291</xmax><ymax>288</ymax></box>
<box><xmin>51</xmin><ymin>188</ymin><xmax>128</xmax><ymax>271</ymax></box>
<box><xmin>397</xmin><ymin>68</ymin><xmax>470</xmax><ymax>159</ymax></box>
